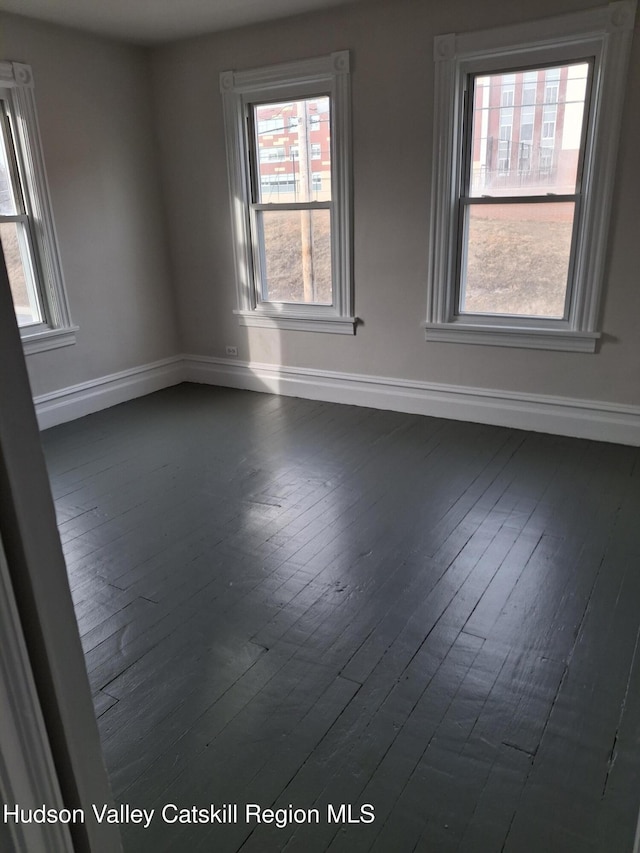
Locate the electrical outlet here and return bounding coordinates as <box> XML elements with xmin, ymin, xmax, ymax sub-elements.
<box><xmin>225</xmin><ymin>346</ymin><xmax>238</xmax><ymax>357</ymax></box>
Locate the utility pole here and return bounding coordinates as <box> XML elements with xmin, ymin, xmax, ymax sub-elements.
<box><xmin>297</xmin><ymin>101</ymin><xmax>315</xmax><ymax>303</ymax></box>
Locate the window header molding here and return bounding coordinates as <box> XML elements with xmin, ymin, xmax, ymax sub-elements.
<box><xmin>0</xmin><ymin>61</ymin><xmax>34</xmax><ymax>88</ymax></box>
<box><xmin>425</xmin><ymin>1</ymin><xmax>637</xmax><ymax>352</ymax></box>
<box><xmin>220</xmin><ymin>51</ymin><xmax>350</xmax><ymax>96</ymax></box>
<box><xmin>433</xmin><ymin>1</ymin><xmax>634</xmax><ymax>63</ymax></box>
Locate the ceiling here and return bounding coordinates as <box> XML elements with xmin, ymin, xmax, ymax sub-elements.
<box><xmin>2</xmin><ymin>0</ymin><xmax>368</xmax><ymax>45</ymax></box>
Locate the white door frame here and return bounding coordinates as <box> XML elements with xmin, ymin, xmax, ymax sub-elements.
<box><xmin>0</xmin><ymin>252</ymin><xmax>121</xmax><ymax>851</ymax></box>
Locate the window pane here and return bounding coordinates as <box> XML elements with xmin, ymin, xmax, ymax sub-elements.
<box><xmin>0</xmin><ymin>221</ymin><xmax>42</xmax><ymax>326</ymax></box>
<box><xmin>258</xmin><ymin>209</ymin><xmax>331</xmax><ymax>304</ymax></box>
<box><xmin>254</xmin><ymin>97</ymin><xmax>331</xmax><ymax>203</ymax></box>
<box><xmin>460</xmin><ymin>202</ymin><xmax>575</xmax><ymax>318</ymax></box>
<box><xmin>0</xmin><ymin>115</ymin><xmax>18</xmax><ymax>216</ymax></box>
<box><xmin>470</xmin><ymin>63</ymin><xmax>588</xmax><ymax>197</ymax></box>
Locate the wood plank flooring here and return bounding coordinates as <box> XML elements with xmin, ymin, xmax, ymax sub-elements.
<box><xmin>41</xmin><ymin>384</ymin><xmax>640</xmax><ymax>852</ymax></box>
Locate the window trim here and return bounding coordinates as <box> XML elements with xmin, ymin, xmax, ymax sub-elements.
<box><xmin>424</xmin><ymin>1</ymin><xmax>636</xmax><ymax>352</ymax></box>
<box><xmin>220</xmin><ymin>51</ymin><xmax>356</xmax><ymax>335</ymax></box>
<box><xmin>0</xmin><ymin>62</ymin><xmax>76</xmax><ymax>355</ymax></box>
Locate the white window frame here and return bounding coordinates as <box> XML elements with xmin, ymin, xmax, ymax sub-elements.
<box><xmin>0</xmin><ymin>62</ymin><xmax>76</xmax><ymax>354</ymax></box>
<box><xmin>424</xmin><ymin>1</ymin><xmax>636</xmax><ymax>352</ymax></box>
<box><xmin>220</xmin><ymin>52</ymin><xmax>356</xmax><ymax>335</ymax></box>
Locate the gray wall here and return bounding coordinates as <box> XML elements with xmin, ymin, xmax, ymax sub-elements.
<box><xmin>0</xmin><ymin>14</ymin><xmax>179</xmax><ymax>398</ymax></box>
<box><xmin>151</xmin><ymin>0</ymin><xmax>640</xmax><ymax>406</ymax></box>
<box><xmin>1</xmin><ymin>0</ymin><xmax>638</xmax><ymax>410</ymax></box>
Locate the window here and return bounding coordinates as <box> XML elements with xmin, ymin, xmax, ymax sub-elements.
<box><xmin>500</xmin><ymin>73</ymin><xmax>515</xmax><ymax>107</ymax></box>
<box><xmin>459</xmin><ymin>62</ymin><xmax>591</xmax><ymax>323</ymax></box>
<box><xmin>259</xmin><ymin>147</ymin><xmax>286</xmax><ymax>163</ymax></box>
<box><xmin>257</xmin><ymin>118</ymin><xmax>283</xmax><ymax>134</ymax></box>
<box><xmin>220</xmin><ymin>52</ymin><xmax>355</xmax><ymax>334</ymax></box>
<box><xmin>498</xmin><ymin>109</ymin><xmax>513</xmax><ymax>174</ymax></box>
<box><xmin>425</xmin><ymin>2</ymin><xmax>635</xmax><ymax>351</ymax></box>
<box><xmin>0</xmin><ymin>62</ymin><xmax>75</xmax><ymax>353</ymax></box>
<box><xmin>290</xmin><ymin>143</ymin><xmax>322</xmax><ymax>160</ymax></box>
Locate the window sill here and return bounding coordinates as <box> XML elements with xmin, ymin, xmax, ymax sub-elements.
<box><xmin>423</xmin><ymin>323</ymin><xmax>599</xmax><ymax>352</ymax></box>
<box><xmin>234</xmin><ymin>311</ymin><xmax>357</xmax><ymax>335</ymax></box>
<box><xmin>21</xmin><ymin>326</ymin><xmax>78</xmax><ymax>355</ymax></box>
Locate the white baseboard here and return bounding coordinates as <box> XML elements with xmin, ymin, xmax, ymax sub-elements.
<box><xmin>34</xmin><ymin>356</ymin><xmax>185</xmax><ymax>430</ymax></box>
<box><xmin>32</xmin><ymin>353</ymin><xmax>640</xmax><ymax>445</ymax></box>
<box><xmin>183</xmin><ymin>354</ymin><xmax>640</xmax><ymax>446</ymax></box>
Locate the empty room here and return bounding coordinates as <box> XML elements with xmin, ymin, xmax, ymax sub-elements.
<box><xmin>0</xmin><ymin>0</ymin><xmax>639</xmax><ymax>851</ymax></box>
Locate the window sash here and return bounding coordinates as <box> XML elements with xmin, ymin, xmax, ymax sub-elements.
<box><xmin>0</xmin><ymin>106</ymin><xmax>48</xmax><ymax>326</ymax></box>
<box><xmin>248</xmin><ymin>98</ymin><xmax>332</xmax><ymax>206</ymax></box>
<box><xmin>462</xmin><ymin>63</ymin><xmax>593</xmax><ymax>198</ymax></box>
<box><xmin>0</xmin><ymin>107</ymin><xmax>24</xmax><ymax>217</ymax></box>
<box><xmin>248</xmin><ymin>201</ymin><xmax>333</xmax><ymax>304</ymax></box>
<box><xmin>0</xmin><ymin>218</ymin><xmax>45</xmax><ymax>326</ymax></box>
<box><xmin>247</xmin><ymin>95</ymin><xmax>334</xmax><ymax>308</ymax></box>
<box><xmin>250</xmin><ymin>207</ymin><xmax>334</xmax><ymax>306</ymax></box>
<box><xmin>251</xmin><ymin>201</ymin><xmax>331</xmax><ymax>212</ymax></box>
<box><xmin>456</xmin><ymin>197</ymin><xmax>582</xmax><ymax>321</ymax></box>
<box><xmin>453</xmin><ymin>60</ymin><xmax>592</xmax><ymax>324</ymax></box>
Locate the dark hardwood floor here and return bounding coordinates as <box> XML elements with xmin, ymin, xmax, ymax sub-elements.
<box><xmin>41</xmin><ymin>384</ymin><xmax>640</xmax><ymax>852</ymax></box>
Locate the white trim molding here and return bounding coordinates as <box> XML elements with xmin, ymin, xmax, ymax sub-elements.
<box><xmin>33</xmin><ymin>356</ymin><xmax>185</xmax><ymax>430</ymax></box>
<box><xmin>234</xmin><ymin>309</ymin><xmax>357</xmax><ymax>334</ymax></box>
<box><xmin>0</xmin><ymin>247</ymin><xmax>123</xmax><ymax>851</ymax></box>
<box><xmin>22</xmin><ymin>325</ymin><xmax>79</xmax><ymax>355</ymax></box>
<box><xmin>0</xmin><ymin>535</ymin><xmax>75</xmax><ymax>853</ymax></box>
<box><xmin>425</xmin><ymin>1</ymin><xmax>637</xmax><ymax>351</ymax></box>
<box><xmin>422</xmin><ymin>323</ymin><xmax>600</xmax><ymax>352</ymax></box>
<box><xmin>183</xmin><ymin>355</ymin><xmax>640</xmax><ymax>446</ymax></box>
<box><xmin>31</xmin><ymin>354</ymin><xmax>640</xmax><ymax>446</ymax></box>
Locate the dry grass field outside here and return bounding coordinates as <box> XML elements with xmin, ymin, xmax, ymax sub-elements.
<box><xmin>258</xmin><ymin>203</ymin><xmax>574</xmax><ymax>319</ymax></box>
<box><xmin>261</xmin><ymin>210</ymin><xmax>332</xmax><ymax>304</ymax></box>
<box><xmin>464</xmin><ymin>216</ymin><xmax>574</xmax><ymax>317</ymax></box>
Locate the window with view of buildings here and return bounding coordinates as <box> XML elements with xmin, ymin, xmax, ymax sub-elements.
<box><xmin>425</xmin><ymin>1</ymin><xmax>636</xmax><ymax>352</ymax></box>
<box><xmin>463</xmin><ymin>62</ymin><xmax>589</xmax><ymax>319</ymax></box>
<box><xmin>253</xmin><ymin>96</ymin><xmax>330</xmax><ymax>304</ymax></box>
<box><xmin>0</xmin><ymin>61</ymin><xmax>75</xmax><ymax>353</ymax></box>
<box><xmin>220</xmin><ymin>52</ymin><xmax>355</xmax><ymax>335</ymax></box>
